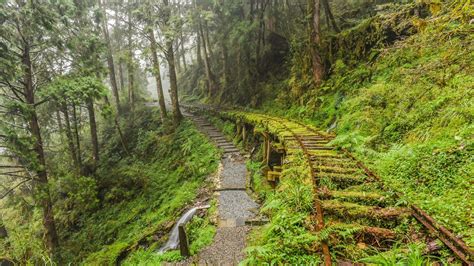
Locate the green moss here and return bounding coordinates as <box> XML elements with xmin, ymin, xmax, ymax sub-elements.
<box><xmin>83</xmin><ymin>242</ymin><xmax>129</xmax><ymax>265</ymax></box>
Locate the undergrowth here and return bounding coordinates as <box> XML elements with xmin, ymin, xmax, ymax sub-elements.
<box><xmin>243</xmin><ymin>152</ymin><xmax>321</xmax><ymax>264</ymax></box>
<box><xmin>28</xmin><ymin>109</ymin><xmax>221</xmax><ymax>264</ymax></box>
<box><xmin>257</xmin><ymin>13</ymin><xmax>473</xmax><ymax>247</ymax></box>
<box><xmin>122</xmin><ymin>199</ymin><xmax>218</xmax><ymax>265</ymax></box>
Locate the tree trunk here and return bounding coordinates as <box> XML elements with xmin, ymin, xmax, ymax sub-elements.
<box><xmin>180</xmin><ymin>34</ymin><xmax>187</xmax><ymax>71</ymax></box>
<box><xmin>119</xmin><ymin>59</ymin><xmax>125</xmax><ymax>91</ymax></box>
<box><xmin>166</xmin><ymin>41</ymin><xmax>183</xmax><ymax>125</ymax></box>
<box><xmin>175</xmin><ymin>39</ymin><xmax>182</xmax><ymax>72</ymax></box>
<box><xmin>322</xmin><ymin>0</ymin><xmax>340</xmax><ymax>33</ymax></box>
<box><xmin>22</xmin><ymin>43</ymin><xmax>59</xmax><ymax>258</ymax></box>
<box><xmin>100</xmin><ymin>0</ymin><xmax>121</xmax><ymax>114</ymax></box>
<box><xmin>198</xmin><ymin>19</ymin><xmax>217</xmax><ymax>98</ymax></box>
<box><xmin>196</xmin><ymin>30</ymin><xmax>203</xmax><ymax>68</ymax></box>
<box><xmin>115</xmin><ymin>1</ymin><xmax>125</xmax><ymax>91</ymax></box>
<box><xmin>163</xmin><ymin>0</ymin><xmax>182</xmax><ymax>125</ymax></box>
<box><xmin>221</xmin><ymin>40</ymin><xmax>230</xmax><ymax>100</ymax></box>
<box><xmin>72</xmin><ymin>104</ymin><xmax>82</xmax><ymax>172</ymax></box>
<box><xmin>103</xmin><ymin>96</ymin><xmax>130</xmax><ymax>155</ymax></box>
<box><xmin>86</xmin><ymin>97</ymin><xmax>99</xmax><ymax>166</ymax></box>
<box><xmin>309</xmin><ymin>0</ymin><xmax>324</xmax><ymax>85</ymax></box>
<box><xmin>56</xmin><ymin>110</ymin><xmax>64</xmax><ymax>142</ymax></box>
<box><xmin>148</xmin><ymin>28</ymin><xmax>168</xmax><ymax>122</ymax></box>
<box><xmin>127</xmin><ymin>8</ymin><xmax>135</xmax><ymax>111</ymax></box>
<box><xmin>204</xmin><ymin>20</ymin><xmax>214</xmax><ymax>60</ymax></box>
<box><xmin>256</xmin><ymin>0</ymin><xmax>269</xmax><ymax>72</ymax></box>
<box><xmin>61</xmin><ymin>103</ymin><xmax>79</xmax><ymax>172</ymax></box>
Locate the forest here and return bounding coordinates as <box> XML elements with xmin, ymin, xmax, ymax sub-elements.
<box><xmin>0</xmin><ymin>0</ymin><xmax>472</xmax><ymax>265</ymax></box>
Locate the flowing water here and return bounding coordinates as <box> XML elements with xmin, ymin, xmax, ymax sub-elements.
<box><xmin>158</xmin><ymin>205</ymin><xmax>210</xmax><ymax>253</ymax></box>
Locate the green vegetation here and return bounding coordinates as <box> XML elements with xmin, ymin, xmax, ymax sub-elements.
<box><xmin>189</xmin><ymin>0</ymin><xmax>473</xmax><ymax>252</ymax></box>
<box><xmin>1</xmin><ymin>108</ymin><xmax>219</xmax><ymax>264</ymax></box>
<box><xmin>256</xmin><ymin>12</ymin><xmax>473</xmax><ymax>247</ymax></box>
<box><xmin>1</xmin><ymin>0</ymin><xmax>472</xmax><ymax>264</ymax></box>
<box><xmin>123</xmin><ymin>199</ymin><xmax>218</xmax><ymax>265</ymax></box>
<box><xmin>244</xmin><ymin>152</ymin><xmax>321</xmax><ymax>264</ymax></box>
<box><xmin>76</xmin><ymin>117</ymin><xmax>219</xmax><ymax>264</ymax></box>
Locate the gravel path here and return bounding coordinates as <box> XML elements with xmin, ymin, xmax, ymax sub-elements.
<box><xmin>220</xmin><ymin>156</ymin><xmax>247</xmax><ymax>189</ymax></box>
<box><xmin>185</xmin><ymin>114</ymin><xmax>259</xmax><ymax>265</ymax></box>
<box><xmin>191</xmin><ymin>226</ymin><xmax>250</xmax><ymax>265</ymax></box>
<box><xmin>194</xmin><ymin>152</ymin><xmax>258</xmax><ymax>265</ymax></box>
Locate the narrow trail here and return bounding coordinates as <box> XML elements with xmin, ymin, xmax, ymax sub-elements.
<box><xmin>181</xmin><ymin>110</ymin><xmax>259</xmax><ymax>265</ymax></box>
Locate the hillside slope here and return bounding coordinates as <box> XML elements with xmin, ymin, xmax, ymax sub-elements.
<box><xmin>260</xmin><ymin>9</ymin><xmax>473</xmax><ymax>247</ymax></box>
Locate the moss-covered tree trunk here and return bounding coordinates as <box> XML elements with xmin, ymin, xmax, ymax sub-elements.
<box><xmin>166</xmin><ymin>41</ymin><xmax>183</xmax><ymax>125</ymax></box>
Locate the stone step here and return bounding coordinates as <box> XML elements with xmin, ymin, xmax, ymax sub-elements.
<box><xmin>219</xmin><ymin>144</ymin><xmax>236</xmax><ymax>149</ymax></box>
<box><xmin>224</xmin><ymin>149</ymin><xmax>240</xmax><ymax>154</ymax></box>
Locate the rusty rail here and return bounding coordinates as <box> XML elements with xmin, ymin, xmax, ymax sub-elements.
<box><xmin>290</xmin><ymin>119</ymin><xmax>474</xmax><ymax>265</ymax></box>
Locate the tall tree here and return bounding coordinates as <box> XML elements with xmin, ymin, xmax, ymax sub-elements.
<box><xmin>322</xmin><ymin>0</ymin><xmax>340</xmax><ymax>32</ymax></box>
<box><xmin>308</xmin><ymin>0</ymin><xmax>324</xmax><ymax>85</ymax></box>
<box><xmin>148</xmin><ymin>27</ymin><xmax>168</xmax><ymax>122</ymax></box>
<box><xmin>180</xmin><ymin>33</ymin><xmax>187</xmax><ymax>71</ymax></box>
<box><xmin>99</xmin><ymin>0</ymin><xmax>122</xmax><ymax>114</ymax></box>
<box><xmin>162</xmin><ymin>0</ymin><xmax>183</xmax><ymax>125</ymax></box>
<box><xmin>196</xmin><ymin>1</ymin><xmax>218</xmax><ymax>98</ymax></box>
<box><xmin>127</xmin><ymin>5</ymin><xmax>135</xmax><ymax>111</ymax></box>
<box><xmin>196</xmin><ymin>27</ymin><xmax>203</xmax><ymax>68</ymax></box>
<box><xmin>0</xmin><ymin>0</ymin><xmax>60</xmax><ymax>257</ymax></box>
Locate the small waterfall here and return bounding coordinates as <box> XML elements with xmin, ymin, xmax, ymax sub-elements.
<box><xmin>158</xmin><ymin>205</ymin><xmax>210</xmax><ymax>253</ymax></box>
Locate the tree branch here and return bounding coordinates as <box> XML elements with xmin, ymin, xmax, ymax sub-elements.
<box><xmin>0</xmin><ymin>178</ymin><xmax>32</xmax><ymax>199</ymax></box>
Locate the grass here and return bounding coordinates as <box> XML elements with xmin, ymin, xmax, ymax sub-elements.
<box><xmin>242</xmin><ymin>152</ymin><xmax>322</xmax><ymax>264</ymax></box>
<box><xmin>358</xmin><ymin>242</ymin><xmax>444</xmax><ymax>266</ymax></box>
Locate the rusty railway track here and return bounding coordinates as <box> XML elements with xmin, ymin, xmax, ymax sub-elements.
<box><xmin>184</xmin><ymin>105</ymin><xmax>473</xmax><ymax>265</ymax></box>
<box><xmin>261</xmin><ymin>117</ymin><xmax>332</xmax><ymax>265</ymax></box>
<box><xmin>287</xmin><ymin>118</ymin><xmax>474</xmax><ymax>265</ymax></box>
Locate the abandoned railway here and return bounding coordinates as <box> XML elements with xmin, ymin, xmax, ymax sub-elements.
<box><xmin>183</xmin><ymin>105</ymin><xmax>474</xmax><ymax>265</ymax></box>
